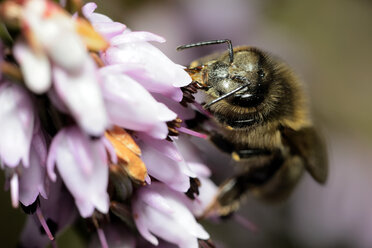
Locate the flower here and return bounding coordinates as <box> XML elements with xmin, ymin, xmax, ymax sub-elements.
<box><xmin>100</xmin><ymin>67</ymin><xmax>177</xmax><ymax>139</ymax></box>
<box><xmin>132</xmin><ymin>182</ymin><xmax>210</xmax><ymax>248</ymax></box>
<box><xmin>47</xmin><ymin>126</ymin><xmax>113</xmax><ymax>217</ymax></box>
<box><xmin>83</xmin><ymin>2</ymin><xmax>191</xmax><ymax>103</ymax></box>
<box><xmin>137</xmin><ymin>134</ymin><xmax>196</xmax><ymax>192</ymax></box>
<box><xmin>18</xmin><ymin>126</ymin><xmax>48</xmax><ymax>207</ymax></box>
<box><xmin>0</xmin><ymin>82</ymin><xmax>34</xmax><ymax>168</ymax></box>
<box><xmin>19</xmin><ymin>178</ymin><xmax>78</xmax><ymax>248</ymax></box>
<box><xmin>11</xmin><ymin>0</ymin><xmax>109</xmax><ymax>136</ymax></box>
<box><xmin>0</xmin><ymin>1</ymin><xmax>220</xmax><ymax>247</ymax></box>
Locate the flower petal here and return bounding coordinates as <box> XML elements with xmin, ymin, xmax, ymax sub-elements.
<box><xmin>19</xmin><ymin>131</ymin><xmax>48</xmax><ymax>206</ymax></box>
<box><xmin>101</xmin><ymin>71</ymin><xmax>176</xmax><ymax>139</ymax></box>
<box><xmin>110</xmin><ymin>31</ymin><xmax>165</xmax><ymax>46</ymax></box>
<box><xmin>13</xmin><ymin>40</ymin><xmax>52</xmax><ymax>94</ymax></box>
<box><xmin>47</xmin><ymin>127</ymin><xmax>109</xmax><ymax>217</ymax></box>
<box><xmin>104</xmin><ymin>42</ymin><xmax>191</xmax><ymax>102</ymax></box>
<box><xmin>139</xmin><ymin>142</ymin><xmax>190</xmax><ymax>192</ymax></box>
<box><xmin>137</xmin><ymin>133</ymin><xmax>183</xmax><ymax>162</ymax></box>
<box><xmin>133</xmin><ymin>183</ymin><xmax>210</xmax><ymax>247</ymax></box>
<box><xmin>53</xmin><ymin>57</ymin><xmax>108</xmax><ymax>136</ymax></box>
<box><xmin>0</xmin><ymin>83</ymin><xmax>34</xmax><ymax>167</ymax></box>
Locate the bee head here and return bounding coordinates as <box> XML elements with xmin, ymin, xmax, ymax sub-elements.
<box><xmin>204</xmin><ymin>48</ymin><xmax>272</xmax><ymax>108</ymax></box>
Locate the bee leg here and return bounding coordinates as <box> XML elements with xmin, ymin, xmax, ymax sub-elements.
<box><xmin>214</xmin><ymin>175</ymin><xmax>251</xmax><ymax>216</ymax></box>
<box><xmin>206</xmin><ymin>152</ymin><xmax>284</xmax><ymax>217</ymax></box>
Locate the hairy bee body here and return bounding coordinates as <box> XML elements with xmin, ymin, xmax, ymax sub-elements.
<box><xmin>179</xmin><ymin>41</ymin><xmax>328</xmax><ymax>216</ymax></box>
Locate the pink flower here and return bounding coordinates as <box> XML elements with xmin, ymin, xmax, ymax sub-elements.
<box><xmin>137</xmin><ymin>135</ymin><xmax>196</xmax><ymax>192</ymax></box>
<box><xmin>83</xmin><ymin>2</ymin><xmax>192</xmax><ymax>102</ymax></box>
<box><xmin>14</xmin><ymin>0</ymin><xmax>88</xmax><ymax>92</ymax></box>
<box><xmin>175</xmin><ymin>136</ymin><xmax>218</xmax><ymax>217</ymax></box>
<box><xmin>12</xmin><ymin>0</ymin><xmax>109</xmax><ymax>136</ymax></box>
<box><xmin>82</xmin><ymin>2</ymin><xmax>126</xmax><ymax>41</ymax></box>
<box><xmin>47</xmin><ymin>126</ymin><xmax>112</xmax><ymax>217</ymax></box>
<box><xmin>132</xmin><ymin>183</ymin><xmax>210</xmax><ymax>248</ymax></box>
<box><xmin>100</xmin><ymin>66</ymin><xmax>176</xmax><ymax>139</ymax></box>
<box><xmin>19</xmin><ymin>178</ymin><xmax>78</xmax><ymax>247</ymax></box>
<box><xmin>18</xmin><ymin>128</ymin><xmax>48</xmax><ymax>207</ymax></box>
<box><xmin>53</xmin><ymin>57</ymin><xmax>108</xmax><ymax>136</ymax></box>
<box><xmin>0</xmin><ymin>82</ymin><xmax>34</xmax><ymax>168</ymax></box>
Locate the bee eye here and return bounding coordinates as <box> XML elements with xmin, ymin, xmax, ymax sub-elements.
<box><xmin>257</xmin><ymin>69</ymin><xmax>265</xmax><ymax>78</ymax></box>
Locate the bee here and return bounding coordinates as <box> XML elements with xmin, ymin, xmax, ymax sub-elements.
<box><xmin>177</xmin><ymin>40</ymin><xmax>328</xmax><ymax>216</ymax></box>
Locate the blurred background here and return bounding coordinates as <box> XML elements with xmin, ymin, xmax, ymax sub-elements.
<box><xmin>1</xmin><ymin>0</ymin><xmax>372</xmax><ymax>247</ymax></box>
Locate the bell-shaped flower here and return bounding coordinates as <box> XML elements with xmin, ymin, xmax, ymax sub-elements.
<box><xmin>47</xmin><ymin>126</ymin><xmax>112</xmax><ymax>217</ymax></box>
<box><xmin>100</xmin><ymin>67</ymin><xmax>176</xmax><ymax>139</ymax></box>
<box><xmin>53</xmin><ymin>57</ymin><xmax>108</xmax><ymax>136</ymax></box>
<box><xmin>132</xmin><ymin>183</ymin><xmax>210</xmax><ymax>248</ymax></box>
<box><xmin>18</xmin><ymin>127</ymin><xmax>48</xmax><ymax>207</ymax></box>
<box><xmin>13</xmin><ymin>40</ymin><xmax>51</xmax><ymax>94</ymax></box>
<box><xmin>11</xmin><ymin>0</ymin><xmax>87</xmax><ymax>94</ymax></box>
<box><xmin>104</xmin><ymin>40</ymin><xmax>190</xmax><ymax>102</ymax></box>
<box><xmin>83</xmin><ymin>2</ymin><xmax>192</xmax><ymax>102</ymax></box>
<box><xmin>10</xmin><ymin>0</ymin><xmax>108</xmax><ymax>136</ymax></box>
<box><xmin>175</xmin><ymin>136</ymin><xmax>218</xmax><ymax>217</ymax></box>
<box><xmin>22</xmin><ymin>0</ymin><xmax>87</xmax><ymax>74</ymax></box>
<box><xmin>0</xmin><ymin>82</ymin><xmax>34</xmax><ymax>168</ymax></box>
<box><xmin>137</xmin><ymin>135</ymin><xmax>196</xmax><ymax>192</ymax></box>
<box><xmin>19</xmin><ymin>178</ymin><xmax>78</xmax><ymax>247</ymax></box>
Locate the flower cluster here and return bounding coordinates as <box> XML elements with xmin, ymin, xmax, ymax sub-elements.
<box><xmin>0</xmin><ymin>0</ymin><xmax>218</xmax><ymax>247</ymax></box>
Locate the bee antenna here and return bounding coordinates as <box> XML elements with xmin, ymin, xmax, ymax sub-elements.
<box><xmin>204</xmin><ymin>82</ymin><xmax>250</xmax><ymax>109</ymax></box>
<box><xmin>177</xmin><ymin>39</ymin><xmax>234</xmax><ymax>64</ymax></box>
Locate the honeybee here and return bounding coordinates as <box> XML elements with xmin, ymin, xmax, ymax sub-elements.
<box><xmin>177</xmin><ymin>40</ymin><xmax>328</xmax><ymax>216</ymax></box>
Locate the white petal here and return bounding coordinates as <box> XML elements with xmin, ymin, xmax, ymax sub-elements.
<box><xmin>0</xmin><ymin>83</ymin><xmax>34</xmax><ymax>167</ymax></box>
<box><xmin>26</xmin><ymin>11</ymin><xmax>87</xmax><ymax>73</ymax></box>
<box><xmin>13</xmin><ymin>41</ymin><xmax>52</xmax><ymax>93</ymax></box>
<box><xmin>48</xmin><ymin>127</ymin><xmax>109</xmax><ymax>217</ymax></box>
<box><xmin>110</xmin><ymin>31</ymin><xmax>165</xmax><ymax>46</ymax></box>
<box><xmin>133</xmin><ymin>183</ymin><xmax>210</xmax><ymax>247</ymax></box>
<box><xmin>82</xmin><ymin>2</ymin><xmax>98</xmax><ymax>18</ymax></box>
<box><xmin>139</xmin><ymin>142</ymin><xmax>190</xmax><ymax>192</ymax></box>
<box><xmin>19</xmin><ymin>132</ymin><xmax>48</xmax><ymax>206</ymax></box>
<box><xmin>47</xmin><ymin>30</ymin><xmax>87</xmax><ymax>73</ymax></box>
<box><xmin>53</xmin><ymin>58</ymin><xmax>108</xmax><ymax>136</ymax></box>
<box><xmin>101</xmin><ymin>72</ymin><xmax>176</xmax><ymax>139</ymax></box>
<box><xmin>104</xmin><ymin>42</ymin><xmax>191</xmax><ymax>101</ymax></box>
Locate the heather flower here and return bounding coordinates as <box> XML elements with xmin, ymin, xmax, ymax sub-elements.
<box><xmin>52</xmin><ymin>55</ymin><xmax>108</xmax><ymax>136</ymax></box>
<box><xmin>132</xmin><ymin>182</ymin><xmax>210</xmax><ymax>248</ymax></box>
<box><xmin>0</xmin><ymin>0</ymin><xmax>220</xmax><ymax>247</ymax></box>
<box><xmin>9</xmin><ymin>0</ymin><xmax>109</xmax><ymax>136</ymax></box>
<box><xmin>100</xmin><ymin>67</ymin><xmax>177</xmax><ymax>139</ymax></box>
<box><xmin>83</xmin><ymin>2</ymin><xmax>191</xmax><ymax>103</ymax></box>
<box><xmin>0</xmin><ymin>82</ymin><xmax>34</xmax><ymax>168</ymax></box>
<box><xmin>47</xmin><ymin>126</ymin><xmax>113</xmax><ymax>218</ymax></box>
<box><xmin>137</xmin><ymin>134</ymin><xmax>196</xmax><ymax>192</ymax></box>
<box><xmin>18</xmin><ymin>126</ymin><xmax>48</xmax><ymax>207</ymax></box>
<box><xmin>19</xmin><ymin>178</ymin><xmax>78</xmax><ymax>247</ymax></box>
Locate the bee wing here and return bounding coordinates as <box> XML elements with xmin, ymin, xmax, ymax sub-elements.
<box><xmin>281</xmin><ymin>127</ymin><xmax>328</xmax><ymax>184</ymax></box>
